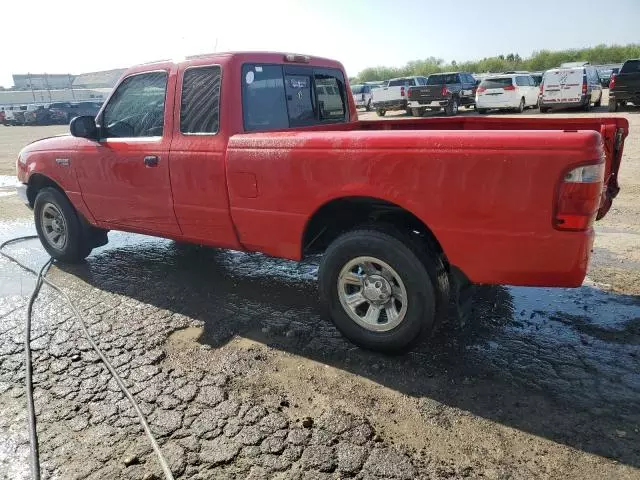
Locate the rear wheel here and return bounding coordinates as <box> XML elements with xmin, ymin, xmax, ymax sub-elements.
<box><xmin>583</xmin><ymin>99</ymin><xmax>591</xmax><ymax>111</ymax></box>
<box><xmin>477</xmin><ymin>108</ymin><xmax>488</xmax><ymax>114</ymax></box>
<box><xmin>376</xmin><ymin>109</ymin><xmax>386</xmax><ymax>117</ymax></box>
<box><xmin>319</xmin><ymin>228</ymin><xmax>438</xmax><ymax>353</ymax></box>
<box><xmin>411</xmin><ymin>108</ymin><xmax>424</xmax><ymax>117</ymax></box>
<box><xmin>445</xmin><ymin>97</ymin><xmax>459</xmax><ymax>116</ymax></box>
<box><xmin>594</xmin><ymin>93</ymin><xmax>602</xmax><ymax>107</ymax></box>
<box><xmin>34</xmin><ymin>188</ymin><xmax>93</xmax><ymax>263</ymax></box>
<box><xmin>516</xmin><ymin>97</ymin><xmax>525</xmax><ymax>113</ymax></box>
<box><xmin>540</xmin><ymin>106</ymin><xmax>550</xmax><ymax>113</ymax></box>
<box><xmin>366</xmin><ymin>99</ymin><xmax>372</xmax><ymax>112</ymax></box>
<box><xmin>608</xmin><ymin>99</ymin><xmax>618</xmax><ymax>112</ymax></box>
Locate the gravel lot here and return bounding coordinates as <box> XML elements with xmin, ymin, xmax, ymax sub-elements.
<box><xmin>0</xmin><ymin>93</ymin><xmax>639</xmax><ymax>479</ymax></box>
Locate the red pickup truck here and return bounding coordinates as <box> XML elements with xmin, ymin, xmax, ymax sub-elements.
<box><xmin>16</xmin><ymin>52</ymin><xmax>628</xmax><ymax>352</ymax></box>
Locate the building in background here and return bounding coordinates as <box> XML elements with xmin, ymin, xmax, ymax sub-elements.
<box><xmin>1</xmin><ymin>68</ymin><xmax>125</xmax><ymax>107</ymax></box>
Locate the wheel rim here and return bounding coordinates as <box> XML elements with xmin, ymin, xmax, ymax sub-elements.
<box><xmin>337</xmin><ymin>256</ymin><xmax>408</xmax><ymax>332</ymax></box>
<box><xmin>40</xmin><ymin>202</ymin><xmax>68</xmax><ymax>250</ymax></box>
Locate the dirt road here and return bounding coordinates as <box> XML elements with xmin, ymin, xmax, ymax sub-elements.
<box><xmin>0</xmin><ymin>102</ymin><xmax>638</xmax><ymax>479</ymax></box>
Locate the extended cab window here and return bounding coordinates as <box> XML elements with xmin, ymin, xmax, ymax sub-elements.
<box><xmin>242</xmin><ymin>64</ymin><xmax>347</xmax><ymax>132</ymax></box>
<box><xmin>102</xmin><ymin>71</ymin><xmax>167</xmax><ymax>138</ymax></box>
<box><xmin>180</xmin><ymin>65</ymin><xmax>221</xmax><ymax>134</ymax></box>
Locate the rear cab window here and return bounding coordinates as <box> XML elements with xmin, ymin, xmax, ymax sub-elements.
<box><xmin>388</xmin><ymin>78</ymin><xmax>415</xmax><ymax>87</ymax></box>
<box><xmin>426</xmin><ymin>74</ymin><xmax>458</xmax><ymax>85</ymax></box>
<box><xmin>242</xmin><ymin>63</ymin><xmax>348</xmax><ymax>132</ymax></box>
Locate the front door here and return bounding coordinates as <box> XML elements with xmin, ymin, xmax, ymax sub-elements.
<box><xmin>74</xmin><ymin>69</ymin><xmax>181</xmax><ymax>236</ymax></box>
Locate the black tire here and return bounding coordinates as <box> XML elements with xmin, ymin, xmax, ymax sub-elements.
<box><xmin>583</xmin><ymin>99</ymin><xmax>591</xmax><ymax>112</ymax></box>
<box><xmin>34</xmin><ymin>187</ymin><xmax>93</xmax><ymax>263</ymax></box>
<box><xmin>594</xmin><ymin>94</ymin><xmax>602</xmax><ymax>107</ymax></box>
<box><xmin>319</xmin><ymin>227</ymin><xmax>439</xmax><ymax>353</ymax></box>
<box><xmin>516</xmin><ymin>97</ymin><xmax>525</xmax><ymax>113</ymax></box>
<box><xmin>366</xmin><ymin>99</ymin><xmax>372</xmax><ymax>112</ymax></box>
<box><xmin>540</xmin><ymin>107</ymin><xmax>550</xmax><ymax>113</ymax></box>
<box><xmin>411</xmin><ymin>108</ymin><xmax>424</xmax><ymax>117</ymax></box>
<box><xmin>405</xmin><ymin>108</ymin><xmax>412</xmax><ymax>116</ymax></box>
<box><xmin>444</xmin><ymin>97</ymin><xmax>459</xmax><ymax>116</ymax></box>
<box><xmin>477</xmin><ymin>108</ymin><xmax>488</xmax><ymax>114</ymax></box>
<box><xmin>608</xmin><ymin>99</ymin><xmax>618</xmax><ymax>112</ymax></box>
<box><xmin>376</xmin><ymin>109</ymin><xmax>386</xmax><ymax>117</ymax></box>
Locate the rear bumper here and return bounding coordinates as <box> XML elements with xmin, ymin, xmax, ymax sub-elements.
<box><xmin>408</xmin><ymin>99</ymin><xmax>448</xmax><ymax>109</ymax></box>
<box><xmin>476</xmin><ymin>99</ymin><xmax>518</xmax><ymax>109</ymax></box>
<box><xmin>540</xmin><ymin>95</ymin><xmax>588</xmax><ymax>109</ymax></box>
<box><xmin>444</xmin><ymin>228</ymin><xmax>594</xmax><ymax>288</ymax></box>
<box><xmin>372</xmin><ymin>99</ymin><xmax>407</xmax><ymax>110</ymax></box>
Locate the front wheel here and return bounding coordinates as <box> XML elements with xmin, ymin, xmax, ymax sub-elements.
<box><xmin>376</xmin><ymin>108</ymin><xmax>386</xmax><ymax>117</ymax></box>
<box><xmin>319</xmin><ymin>228</ymin><xmax>437</xmax><ymax>352</ymax></box>
<box><xmin>34</xmin><ymin>187</ymin><xmax>93</xmax><ymax>263</ymax></box>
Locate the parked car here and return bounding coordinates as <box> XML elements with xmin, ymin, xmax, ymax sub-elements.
<box><xmin>48</xmin><ymin>102</ymin><xmax>80</xmax><ymax>124</ymax></box>
<box><xmin>407</xmin><ymin>72</ymin><xmax>476</xmax><ymax>116</ymax></box>
<box><xmin>539</xmin><ymin>63</ymin><xmax>603</xmax><ymax>112</ymax></box>
<box><xmin>351</xmin><ymin>84</ymin><xmax>374</xmax><ymax>111</ymax></box>
<box><xmin>2</xmin><ymin>106</ymin><xmax>20</xmax><ymax>126</ymax></box>
<box><xmin>371</xmin><ymin>76</ymin><xmax>427</xmax><ymax>116</ymax></box>
<box><xmin>12</xmin><ymin>105</ymin><xmax>30</xmax><ymax>126</ymax></box>
<box><xmin>0</xmin><ymin>108</ymin><xmax>5</xmax><ymax>125</ymax></box>
<box><xmin>608</xmin><ymin>59</ymin><xmax>640</xmax><ymax>111</ymax></box>
<box><xmin>476</xmin><ymin>74</ymin><xmax>539</xmax><ymax>113</ymax></box>
<box><xmin>24</xmin><ymin>105</ymin><xmax>51</xmax><ymax>125</ymax></box>
<box><xmin>73</xmin><ymin>101</ymin><xmax>103</xmax><ymax>117</ymax></box>
<box><xmin>15</xmin><ymin>52</ymin><xmax>629</xmax><ymax>352</ymax></box>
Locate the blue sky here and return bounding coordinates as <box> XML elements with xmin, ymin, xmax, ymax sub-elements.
<box><xmin>1</xmin><ymin>0</ymin><xmax>638</xmax><ymax>87</ymax></box>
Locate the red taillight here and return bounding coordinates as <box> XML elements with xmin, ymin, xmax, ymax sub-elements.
<box><xmin>554</xmin><ymin>163</ymin><xmax>605</xmax><ymax>231</ymax></box>
<box><xmin>477</xmin><ymin>86</ymin><xmax>486</xmax><ymax>93</ymax></box>
<box><xmin>400</xmin><ymin>86</ymin><xmax>405</xmax><ymax>97</ymax></box>
<box><xmin>609</xmin><ymin>74</ymin><xmax>616</xmax><ymax>89</ymax></box>
<box><xmin>503</xmin><ymin>85</ymin><xmax>516</xmax><ymax>91</ymax></box>
<box><xmin>582</xmin><ymin>81</ymin><xmax>587</xmax><ymax>95</ymax></box>
<box><xmin>441</xmin><ymin>86</ymin><xmax>449</xmax><ymax>96</ymax></box>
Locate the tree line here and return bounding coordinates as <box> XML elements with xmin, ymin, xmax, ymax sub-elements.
<box><xmin>352</xmin><ymin>44</ymin><xmax>640</xmax><ymax>83</ymax></box>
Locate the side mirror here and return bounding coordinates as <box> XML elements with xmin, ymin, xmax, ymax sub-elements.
<box><xmin>70</xmin><ymin>115</ymin><xmax>98</xmax><ymax>140</ymax></box>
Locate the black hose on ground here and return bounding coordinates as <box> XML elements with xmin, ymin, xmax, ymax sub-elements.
<box><xmin>0</xmin><ymin>236</ymin><xmax>175</xmax><ymax>480</ymax></box>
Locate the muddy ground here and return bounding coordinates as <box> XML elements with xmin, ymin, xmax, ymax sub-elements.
<box><xmin>0</xmin><ymin>93</ymin><xmax>638</xmax><ymax>479</ymax></box>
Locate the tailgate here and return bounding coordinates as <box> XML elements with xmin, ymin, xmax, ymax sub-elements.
<box><xmin>615</xmin><ymin>73</ymin><xmax>640</xmax><ymax>97</ymax></box>
<box><xmin>408</xmin><ymin>85</ymin><xmax>442</xmax><ymax>102</ymax></box>
<box><xmin>373</xmin><ymin>86</ymin><xmax>402</xmax><ymax>102</ymax></box>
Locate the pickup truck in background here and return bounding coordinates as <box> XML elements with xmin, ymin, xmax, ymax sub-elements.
<box><xmin>609</xmin><ymin>59</ymin><xmax>640</xmax><ymax>112</ymax></box>
<box><xmin>371</xmin><ymin>76</ymin><xmax>428</xmax><ymax>116</ymax></box>
<box><xmin>407</xmin><ymin>72</ymin><xmax>477</xmax><ymax>116</ymax></box>
<box><xmin>16</xmin><ymin>52</ymin><xmax>629</xmax><ymax>352</ymax></box>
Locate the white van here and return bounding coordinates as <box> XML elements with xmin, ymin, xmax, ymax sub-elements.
<box><xmin>475</xmin><ymin>74</ymin><xmax>539</xmax><ymax>113</ymax></box>
<box><xmin>540</xmin><ymin>64</ymin><xmax>603</xmax><ymax>112</ymax></box>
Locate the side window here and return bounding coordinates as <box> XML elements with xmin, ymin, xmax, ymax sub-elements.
<box><xmin>180</xmin><ymin>65</ymin><xmax>221</xmax><ymax>134</ymax></box>
<box><xmin>242</xmin><ymin>64</ymin><xmax>347</xmax><ymax>132</ymax></box>
<box><xmin>242</xmin><ymin>65</ymin><xmax>289</xmax><ymax>132</ymax></box>
<box><xmin>102</xmin><ymin>71</ymin><xmax>167</xmax><ymax>138</ymax></box>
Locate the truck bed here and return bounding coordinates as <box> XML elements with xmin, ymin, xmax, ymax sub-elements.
<box><xmin>226</xmin><ymin>116</ymin><xmax>628</xmax><ymax>287</ymax></box>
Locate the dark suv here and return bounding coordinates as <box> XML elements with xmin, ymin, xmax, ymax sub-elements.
<box><xmin>407</xmin><ymin>72</ymin><xmax>476</xmax><ymax>116</ymax></box>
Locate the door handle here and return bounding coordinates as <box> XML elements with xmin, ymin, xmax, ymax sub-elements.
<box><xmin>144</xmin><ymin>155</ymin><xmax>159</xmax><ymax>167</ymax></box>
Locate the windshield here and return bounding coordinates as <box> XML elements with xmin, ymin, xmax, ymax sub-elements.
<box><xmin>351</xmin><ymin>85</ymin><xmax>364</xmax><ymax>94</ymax></box>
<box><xmin>621</xmin><ymin>60</ymin><xmax>640</xmax><ymax>74</ymax></box>
<box><xmin>480</xmin><ymin>78</ymin><xmax>513</xmax><ymax>88</ymax></box>
<box><xmin>426</xmin><ymin>74</ymin><xmax>458</xmax><ymax>85</ymax></box>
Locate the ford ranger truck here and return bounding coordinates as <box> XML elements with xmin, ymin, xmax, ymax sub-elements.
<box><xmin>15</xmin><ymin>52</ymin><xmax>629</xmax><ymax>352</ymax></box>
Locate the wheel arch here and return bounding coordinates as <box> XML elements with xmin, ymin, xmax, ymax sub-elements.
<box><xmin>26</xmin><ymin>173</ymin><xmax>67</xmax><ymax>207</ymax></box>
<box><xmin>301</xmin><ymin>195</ymin><xmax>445</xmax><ymax>261</ymax></box>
